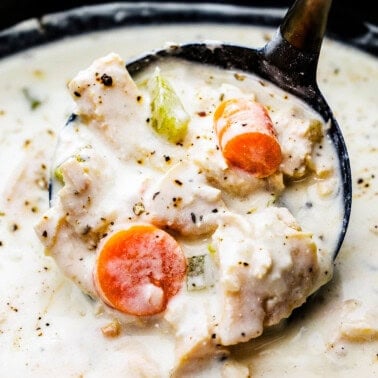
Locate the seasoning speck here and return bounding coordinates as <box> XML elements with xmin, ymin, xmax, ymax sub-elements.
<box><xmin>133</xmin><ymin>202</ymin><xmax>145</xmax><ymax>216</ymax></box>
<box><xmin>100</xmin><ymin>73</ymin><xmax>113</xmax><ymax>86</ymax></box>
<box><xmin>22</xmin><ymin>87</ymin><xmax>42</xmax><ymax>110</ymax></box>
<box><xmin>191</xmin><ymin>212</ymin><xmax>197</xmax><ymax>223</ymax></box>
<box><xmin>234</xmin><ymin>73</ymin><xmax>246</xmax><ymax>81</ymax></box>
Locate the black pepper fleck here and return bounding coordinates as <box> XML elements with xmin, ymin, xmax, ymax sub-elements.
<box><xmin>191</xmin><ymin>212</ymin><xmax>197</xmax><ymax>223</ymax></box>
<box><xmin>82</xmin><ymin>225</ymin><xmax>92</xmax><ymax>236</ymax></box>
<box><xmin>100</xmin><ymin>73</ymin><xmax>113</xmax><ymax>86</ymax></box>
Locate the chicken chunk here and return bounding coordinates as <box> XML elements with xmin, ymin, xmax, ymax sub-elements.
<box><xmin>272</xmin><ymin>105</ymin><xmax>324</xmax><ymax>178</ymax></box>
<box><xmin>68</xmin><ymin>52</ymin><xmax>149</xmax><ymax>160</ymax></box>
<box><xmin>212</xmin><ymin>208</ymin><xmax>320</xmax><ymax>345</ymax></box>
<box><xmin>165</xmin><ymin>292</ymin><xmax>228</xmax><ymax>377</ymax></box>
<box><xmin>142</xmin><ymin>162</ymin><xmax>226</xmax><ymax>236</ymax></box>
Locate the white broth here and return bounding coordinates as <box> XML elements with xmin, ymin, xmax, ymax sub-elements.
<box><xmin>0</xmin><ymin>23</ymin><xmax>377</xmax><ymax>377</ymax></box>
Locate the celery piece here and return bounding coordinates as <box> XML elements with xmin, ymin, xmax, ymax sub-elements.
<box><xmin>305</xmin><ymin>119</ymin><xmax>323</xmax><ymax>143</ymax></box>
<box><xmin>22</xmin><ymin>87</ymin><xmax>42</xmax><ymax>110</ymax></box>
<box><xmin>54</xmin><ymin>166</ymin><xmax>64</xmax><ymax>185</ymax></box>
<box><xmin>207</xmin><ymin>244</ymin><xmax>217</xmax><ymax>255</ymax></box>
<box><xmin>187</xmin><ymin>255</ymin><xmax>207</xmax><ymax>291</ymax></box>
<box><xmin>150</xmin><ymin>73</ymin><xmax>189</xmax><ymax>143</ymax></box>
<box><xmin>188</xmin><ymin>255</ymin><xmax>205</xmax><ymax>277</ymax></box>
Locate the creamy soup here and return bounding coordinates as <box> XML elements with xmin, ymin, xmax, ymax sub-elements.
<box><xmin>34</xmin><ymin>49</ymin><xmax>342</xmax><ymax>375</ymax></box>
<box><xmin>0</xmin><ymin>19</ymin><xmax>377</xmax><ymax>378</ymax></box>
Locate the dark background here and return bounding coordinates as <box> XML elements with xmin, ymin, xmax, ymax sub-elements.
<box><xmin>0</xmin><ymin>0</ymin><xmax>377</xmax><ymax>31</ymax></box>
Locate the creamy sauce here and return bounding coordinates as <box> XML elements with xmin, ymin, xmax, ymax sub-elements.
<box><xmin>0</xmin><ymin>23</ymin><xmax>377</xmax><ymax>377</ymax></box>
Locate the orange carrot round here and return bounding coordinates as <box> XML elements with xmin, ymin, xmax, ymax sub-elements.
<box><xmin>214</xmin><ymin>98</ymin><xmax>282</xmax><ymax>178</ymax></box>
<box><xmin>94</xmin><ymin>224</ymin><xmax>186</xmax><ymax>316</ymax></box>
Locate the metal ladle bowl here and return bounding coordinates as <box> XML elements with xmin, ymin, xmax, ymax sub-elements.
<box><xmin>126</xmin><ymin>0</ymin><xmax>352</xmax><ymax>259</ymax></box>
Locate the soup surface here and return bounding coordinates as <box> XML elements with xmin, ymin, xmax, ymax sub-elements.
<box><xmin>0</xmin><ymin>20</ymin><xmax>377</xmax><ymax>377</ymax></box>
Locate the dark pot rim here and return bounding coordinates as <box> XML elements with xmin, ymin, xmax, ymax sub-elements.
<box><xmin>0</xmin><ymin>2</ymin><xmax>377</xmax><ymax>59</ymax></box>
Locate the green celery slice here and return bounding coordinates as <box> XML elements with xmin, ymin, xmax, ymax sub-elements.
<box><xmin>150</xmin><ymin>72</ymin><xmax>189</xmax><ymax>144</ymax></box>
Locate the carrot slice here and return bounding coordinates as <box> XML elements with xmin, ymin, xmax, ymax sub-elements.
<box><xmin>94</xmin><ymin>224</ymin><xmax>186</xmax><ymax>316</ymax></box>
<box><xmin>214</xmin><ymin>98</ymin><xmax>282</xmax><ymax>178</ymax></box>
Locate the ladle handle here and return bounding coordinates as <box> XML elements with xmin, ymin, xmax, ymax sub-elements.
<box><xmin>281</xmin><ymin>0</ymin><xmax>332</xmax><ymax>53</ymax></box>
<box><xmin>262</xmin><ymin>0</ymin><xmax>332</xmax><ymax>87</ymax></box>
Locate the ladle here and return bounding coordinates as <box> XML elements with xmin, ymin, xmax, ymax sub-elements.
<box><xmin>125</xmin><ymin>0</ymin><xmax>352</xmax><ymax>259</ymax></box>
